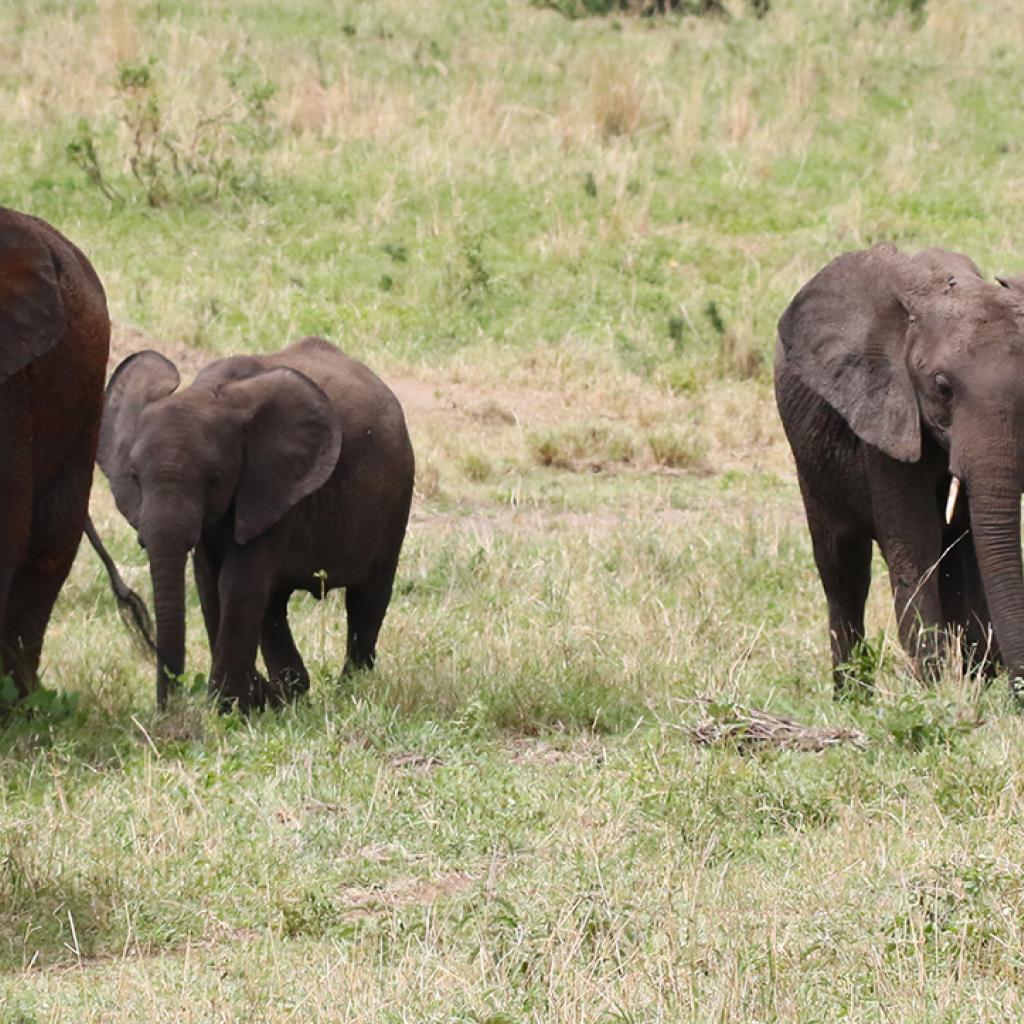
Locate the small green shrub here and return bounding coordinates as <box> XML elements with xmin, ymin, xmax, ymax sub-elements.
<box><xmin>874</xmin><ymin>693</ymin><xmax>983</xmax><ymax>751</ymax></box>
<box><xmin>460</xmin><ymin>451</ymin><xmax>494</xmax><ymax>482</ymax></box>
<box><xmin>529</xmin><ymin>424</ymin><xmax>638</xmax><ymax>469</ymax></box>
<box><xmin>880</xmin><ymin>855</ymin><xmax>1017</xmax><ymax>973</ymax></box>
<box><xmin>646</xmin><ymin>429</ymin><xmax>706</xmax><ymax>470</ymax></box>
<box><xmin>834</xmin><ymin>635</ymin><xmax>887</xmax><ymax>701</ymax></box>
<box><xmin>443</xmin><ymin>236</ymin><xmax>492</xmax><ymax>308</ymax></box>
<box><xmin>67</xmin><ymin>57</ymin><xmax>276</xmax><ymax>207</ymax></box>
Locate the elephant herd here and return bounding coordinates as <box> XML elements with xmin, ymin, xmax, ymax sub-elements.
<box><xmin>3</xmin><ymin>205</ymin><xmax>1024</xmax><ymax>716</ymax></box>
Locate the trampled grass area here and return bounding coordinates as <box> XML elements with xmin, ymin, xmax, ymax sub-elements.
<box><xmin>5</xmin><ymin>0</ymin><xmax>1024</xmax><ymax>1019</ymax></box>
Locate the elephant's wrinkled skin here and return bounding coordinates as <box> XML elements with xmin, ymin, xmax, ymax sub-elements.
<box><xmin>776</xmin><ymin>243</ymin><xmax>1024</xmax><ymax>699</ymax></box>
<box><xmin>98</xmin><ymin>337</ymin><xmax>415</xmax><ymax>711</ymax></box>
<box><xmin>0</xmin><ymin>207</ymin><xmax>110</xmax><ymax>696</ymax></box>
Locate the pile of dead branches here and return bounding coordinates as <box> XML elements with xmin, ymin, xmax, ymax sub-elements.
<box><xmin>534</xmin><ymin>0</ymin><xmax>769</xmax><ymax>20</ymax></box>
<box><xmin>688</xmin><ymin>697</ymin><xmax>868</xmax><ymax>753</ymax></box>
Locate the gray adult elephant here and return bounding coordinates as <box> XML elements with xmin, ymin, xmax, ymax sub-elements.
<box><xmin>776</xmin><ymin>243</ymin><xmax>1024</xmax><ymax>699</ymax></box>
<box><xmin>98</xmin><ymin>337</ymin><xmax>415</xmax><ymax>711</ymax></box>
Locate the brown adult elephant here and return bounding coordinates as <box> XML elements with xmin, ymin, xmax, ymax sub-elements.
<box><xmin>776</xmin><ymin>243</ymin><xmax>1024</xmax><ymax>700</ymax></box>
<box><xmin>0</xmin><ymin>208</ymin><xmax>111</xmax><ymax>696</ymax></box>
<box><xmin>98</xmin><ymin>337</ymin><xmax>415</xmax><ymax>712</ymax></box>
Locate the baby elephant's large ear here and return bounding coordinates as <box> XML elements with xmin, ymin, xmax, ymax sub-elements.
<box><xmin>778</xmin><ymin>244</ymin><xmax>921</xmax><ymax>463</ymax></box>
<box><xmin>220</xmin><ymin>368</ymin><xmax>342</xmax><ymax>545</ymax></box>
<box><xmin>98</xmin><ymin>351</ymin><xmax>181</xmax><ymax>526</ymax></box>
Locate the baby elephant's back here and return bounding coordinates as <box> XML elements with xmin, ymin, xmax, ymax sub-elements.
<box><xmin>265</xmin><ymin>336</ymin><xmax>414</xmax><ymax>585</ymax></box>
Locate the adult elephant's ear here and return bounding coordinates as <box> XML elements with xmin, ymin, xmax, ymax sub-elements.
<box><xmin>778</xmin><ymin>243</ymin><xmax>921</xmax><ymax>463</ymax></box>
<box><xmin>0</xmin><ymin>231</ymin><xmax>67</xmax><ymax>383</ymax></box>
<box><xmin>220</xmin><ymin>368</ymin><xmax>342</xmax><ymax>545</ymax></box>
<box><xmin>97</xmin><ymin>351</ymin><xmax>181</xmax><ymax>525</ymax></box>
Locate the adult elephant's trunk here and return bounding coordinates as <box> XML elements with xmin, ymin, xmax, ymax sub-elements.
<box><xmin>968</xmin><ymin>467</ymin><xmax>1024</xmax><ymax>699</ymax></box>
<box><xmin>147</xmin><ymin>538</ymin><xmax>189</xmax><ymax>709</ymax></box>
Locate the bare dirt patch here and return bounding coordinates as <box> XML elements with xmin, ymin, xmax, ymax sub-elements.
<box><xmin>110</xmin><ymin>322</ymin><xmax>208</xmax><ymax>377</ymax></box>
<box><xmin>386</xmin><ymin>373</ymin><xmax>570</xmax><ymax>431</ymax></box>
<box><xmin>387</xmin><ymin>370</ymin><xmax>791</xmax><ymax>479</ymax></box>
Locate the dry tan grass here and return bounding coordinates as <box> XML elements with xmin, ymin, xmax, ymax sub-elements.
<box><xmin>277</xmin><ymin>63</ymin><xmax>417</xmax><ymax>145</ymax></box>
<box><xmin>590</xmin><ymin>58</ymin><xmax>650</xmax><ymax>141</ymax></box>
<box><xmin>377</xmin><ymin>339</ymin><xmax>790</xmax><ymax>500</ymax></box>
<box><xmin>98</xmin><ymin>0</ymin><xmax>140</xmax><ymax>67</ymax></box>
<box><xmin>666</xmin><ymin>70</ymin><xmax>707</xmax><ymax>166</ymax></box>
<box><xmin>723</xmin><ymin>76</ymin><xmax>758</xmax><ymax>145</ymax></box>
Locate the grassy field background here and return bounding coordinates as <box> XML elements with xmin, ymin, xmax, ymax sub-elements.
<box><xmin>5</xmin><ymin>0</ymin><xmax>1024</xmax><ymax>1019</ymax></box>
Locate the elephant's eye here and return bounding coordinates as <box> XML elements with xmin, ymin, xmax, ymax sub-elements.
<box><xmin>129</xmin><ymin>468</ymin><xmax>140</xmax><ymax>485</ymax></box>
<box><xmin>934</xmin><ymin>373</ymin><xmax>953</xmax><ymax>399</ymax></box>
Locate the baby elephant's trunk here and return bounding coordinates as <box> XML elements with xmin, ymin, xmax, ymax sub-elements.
<box><xmin>146</xmin><ymin>538</ymin><xmax>189</xmax><ymax>709</ymax></box>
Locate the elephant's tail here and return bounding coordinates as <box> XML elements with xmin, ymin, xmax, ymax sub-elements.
<box><xmin>84</xmin><ymin>515</ymin><xmax>157</xmax><ymax>657</ymax></box>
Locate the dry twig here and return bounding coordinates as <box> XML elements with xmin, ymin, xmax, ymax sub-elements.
<box><xmin>688</xmin><ymin>696</ymin><xmax>867</xmax><ymax>753</ymax></box>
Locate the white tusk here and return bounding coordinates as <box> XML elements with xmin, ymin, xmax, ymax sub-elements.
<box><xmin>945</xmin><ymin>476</ymin><xmax>960</xmax><ymax>525</ymax></box>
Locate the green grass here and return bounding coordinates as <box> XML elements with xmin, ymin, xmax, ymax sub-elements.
<box><xmin>5</xmin><ymin>0</ymin><xmax>1024</xmax><ymax>1019</ymax></box>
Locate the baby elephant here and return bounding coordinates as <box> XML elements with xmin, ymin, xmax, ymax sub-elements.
<box><xmin>98</xmin><ymin>337</ymin><xmax>415</xmax><ymax>711</ymax></box>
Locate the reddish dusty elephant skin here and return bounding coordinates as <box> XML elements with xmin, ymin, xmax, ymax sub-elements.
<box><xmin>0</xmin><ymin>207</ymin><xmax>110</xmax><ymax>696</ymax></box>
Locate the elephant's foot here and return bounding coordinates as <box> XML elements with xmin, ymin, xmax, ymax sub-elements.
<box><xmin>252</xmin><ymin>667</ymin><xmax>309</xmax><ymax>711</ymax></box>
<box><xmin>909</xmin><ymin>626</ymin><xmax>949</xmax><ymax>687</ymax></box>
<box><xmin>209</xmin><ymin>667</ymin><xmax>264</xmax><ymax>715</ymax></box>
<box><xmin>1</xmin><ymin>660</ymin><xmax>42</xmax><ymax>706</ymax></box>
<box><xmin>0</xmin><ymin>657</ymin><xmax>39</xmax><ymax>718</ymax></box>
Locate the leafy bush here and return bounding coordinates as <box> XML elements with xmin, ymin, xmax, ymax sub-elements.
<box><xmin>529</xmin><ymin>423</ymin><xmax>638</xmax><ymax>469</ymax></box>
<box><xmin>874</xmin><ymin>693</ymin><xmax>983</xmax><ymax>751</ymax></box>
<box><xmin>67</xmin><ymin>57</ymin><xmax>276</xmax><ymax>207</ymax></box>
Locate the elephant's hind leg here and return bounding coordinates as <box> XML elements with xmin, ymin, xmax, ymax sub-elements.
<box><xmin>2</xmin><ymin>441</ymin><xmax>92</xmax><ymax>696</ymax></box>
<box><xmin>343</xmin><ymin>558</ymin><xmax>399</xmax><ymax>674</ymax></box>
<box><xmin>0</xmin><ymin>391</ymin><xmax>33</xmax><ymax>695</ymax></box>
<box><xmin>0</xmin><ymin>567</ymin><xmax>18</xmax><ymax>696</ymax></box>
<box><xmin>259</xmin><ymin>589</ymin><xmax>309</xmax><ymax>706</ymax></box>
<box><xmin>0</xmin><ymin>562</ymin><xmax>26</xmax><ymax>696</ymax></box>
<box><xmin>4</xmin><ymin>557</ymin><xmax>75</xmax><ymax>695</ymax></box>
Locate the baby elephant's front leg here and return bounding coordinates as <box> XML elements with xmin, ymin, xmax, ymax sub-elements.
<box><xmin>210</xmin><ymin>536</ymin><xmax>283</xmax><ymax>713</ymax></box>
